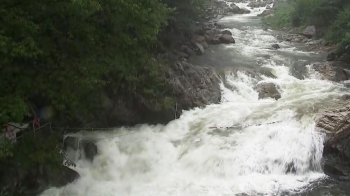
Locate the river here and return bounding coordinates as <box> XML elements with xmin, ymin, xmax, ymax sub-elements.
<box><xmin>41</xmin><ymin>2</ymin><xmax>350</xmax><ymax>196</ymax></box>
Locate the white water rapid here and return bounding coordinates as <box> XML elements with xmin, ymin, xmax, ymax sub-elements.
<box><xmin>41</xmin><ymin>2</ymin><xmax>348</xmax><ymax>196</ymax></box>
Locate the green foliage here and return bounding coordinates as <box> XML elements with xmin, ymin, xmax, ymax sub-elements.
<box><xmin>0</xmin><ymin>138</ymin><xmax>13</xmax><ymax>160</ymax></box>
<box><xmin>292</xmin><ymin>0</ymin><xmax>323</xmax><ymax>25</ymax></box>
<box><xmin>161</xmin><ymin>0</ymin><xmax>208</xmax><ymax>37</ymax></box>
<box><xmin>0</xmin><ymin>0</ymin><xmax>170</xmax><ymax>124</ymax></box>
<box><xmin>327</xmin><ymin>7</ymin><xmax>350</xmax><ymax>44</ymax></box>
<box><xmin>10</xmin><ymin>133</ymin><xmax>62</xmax><ymax>167</ymax></box>
<box><xmin>262</xmin><ymin>0</ymin><xmax>350</xmax><ymax>40</ymax></box>
<box><xmin>262</xmin><ymin>2</ymin><xmax>295</xmax><ymax>28</ymax></box>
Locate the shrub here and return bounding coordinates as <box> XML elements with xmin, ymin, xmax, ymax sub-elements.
<box><xmin>262</xmin><ymin>2</ymin><xmax>295</xmax><ymax>28</ymax></box>
<box><xmin>327</xmin><ymin>7</ymin><xmax>350</xmax><ymax>44</ymax></box>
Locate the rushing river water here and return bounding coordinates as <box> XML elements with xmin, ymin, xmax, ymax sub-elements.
<box><xmin>41</xmin><ymin>2</ymin><xmax>350</xmax><ymax>196</ymax></box>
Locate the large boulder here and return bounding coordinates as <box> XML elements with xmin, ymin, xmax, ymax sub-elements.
<box><xmin>315</xmin><ymin>104</ymin><xmax>350</xmax><ymax>180</ymax></box>
<box><xmin>257</xmin><ymin>82</ymin><xmax>281</xmax><ymax>100</ymax></box>
<box><xmin>219</xmin><ymin>34</ymin><xmax>235</xmax><ymax>44</ymax></box>
<box><xmin>205</xmin><ymin>35</ymin><xmax>221</xmax><ymax>45</ymax></box>
<box><xmin>311</xmin><ymin>61</ymin><xmax>348</xmax><ymax>82</ymax></box>
<box><xmin>0</xmin><ymin>163</ymin><xmax>79</xmax><ymax>196</ymax></box>
<box><xmin>271</xmin><ymin>43</ymin><xmax>280</xmax><ymax>49</ymax></box>
<box><xmin>167</xmin><ymin>62</ymin><xmax>221</xmax><ymax>112</ymax></box>
<box><xmin>301</xmin><ymin>25</ymin><xmax>316</xmax><ymax>39</ymax></box>
<box><xmin>226</xmin><ymin>3</ymin><xmax>250</xmax><ymax>14</ymax></box>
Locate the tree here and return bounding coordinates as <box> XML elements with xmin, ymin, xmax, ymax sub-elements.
<box><xmin>0</xmin><ymin>0</ymin><xmax>170</xmax><ymax>124</ymax></box>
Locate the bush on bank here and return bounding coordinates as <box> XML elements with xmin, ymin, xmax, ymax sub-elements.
<box><xmin>263</xmin><ymin>0</ymin><xmax>350</xmax><ymax>44</ymax></box>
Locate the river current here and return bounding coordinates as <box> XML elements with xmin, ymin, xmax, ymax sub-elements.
<box><xmin>41</xmin><ymin>2</ymin><xmax>349</xmax><ymax>196</ymax></box>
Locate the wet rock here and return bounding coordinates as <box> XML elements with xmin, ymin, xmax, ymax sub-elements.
<box><xmin>192</xmin><ymin>34</ymin><xmax>208</xmax><ymax>54</ymax></box>
<box><xmin>192</xmin><ymin>34</ymin><xmax>205</xmax><ymax>43</ymax></box>
<box><xmin>248</xmin><ymin>1</ymin><xmax>268</xmax><ymax>8</ymax></box>
<box><xmin>277</xmin><ymin>33</ymin><xmax>305</xmax><ymax>43</ymax></box>
<box><xmin>206</xmin><ymin>35</ymin><xmax>221</xmax><ymax>45</ymax></box>
<box><xmin>316</xmin><ymin>104</ymin><xmax>350</xmax><ymax>180</ymax></box>
<box><xmin>323</xmin><ymin>157</ymin><xmax>350</xmax><ymax>181</ymax></box>
<box><xmin>219</xmin><ymin>34</ymin><xmax>235</xmax><ymax>44</ymax></box>
<box><xmin>257</xmin><ymin>82</ymin><xmax>281</xmax><ymax>100</ymax></box>
<box><xmin>0</xmin><ymin>163</ymin><xmax>79</xmax><ymax>196</ymax></box>
<box><xmin>240</xmin><ymin>7</ymin><xmax>251</xmax><ymax>14</ymax></box>
<box><xmin>301</xmin><ymin>25</ymin><xmax>316</xmax><ymax>39</ymax></box>
<box><xmin>194</xmin><ymin>42</ymin><xmax>205</xmax><ymax>55</ymax></box>
<box><xmin>327</xmin><ymin>52</ymin><xmax>336</xmax><ymax>61</ymax></box>
<box><xmin>82</xmin><ymin>141</ymin><xmax>98</xmax><ymax>161</ymax></box>
<box><xmin>271</xmin><ymin>43</ymin><xmax>280</xmax><ymax>49</ymax></box>
<box><xmin>311</xmin><ymin>61</ymin><xmax>348</xmax><ymax>82</ymax></box>
<box><xmin>64</xmin><ymin>136</ymin><xmax>98</xmax><ymax>162</ymax></box>
<box><xmin>167</xmin><ymin>61</ymin><xmax>221</xmax><ymax>114</ymax></box>
<box><xmin>290</xmin><ymin>60</ymin><xmax>309</xmax><ymax>80</ymax></box>
<box><xmin>181</xmin><ymin>45</ymin><xmax>196</xmax><ymax>57</ymax></box>
<box><xmin>227</xmin><ymin>3</ymin><xmax>250</xmax><ymax>14</ymax></box>
<box><xmin>221</xmin><ymin>30</ymin><xmax>232</xmax><ymax>36</ymax></box>
<box><xmin>258</xmin><ymin>9</ymin><xmax>273</xmax><ymax>17</ymax></box>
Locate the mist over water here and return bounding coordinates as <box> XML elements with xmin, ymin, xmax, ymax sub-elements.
<box><xmin>41</xmin><ymin>2</ymin><xmax>348</xmax><ymax>196</ymax></box>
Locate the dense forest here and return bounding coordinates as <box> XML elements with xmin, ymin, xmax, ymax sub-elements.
<box><xmin>0</xmin><ymin>0</ymin><xmax>207</xmax><ymax>125</ymax></box>
<box><xmin>262</xmin><ymin>0</ymin><xmax>350</xmax><ymax>60</ymax></box>
<box><xmin>0</xmin><ymin>0</ymin><xmax>208</xmax><ymax>180</ymax></box>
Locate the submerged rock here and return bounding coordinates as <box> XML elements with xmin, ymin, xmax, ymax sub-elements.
<box><xmin>256</xmin><ymin>82</ymin><xmax>281</xmax><ymax>100</ymax></box>
<box><xmin>271</xmin><ymin>43</ymin><xmax>280</xmax><ymax>49</ymax></box>
<box><xmin>290</xmin><ymin>60</ymin><xmax>309</xmax><ymax>80</ymax></box>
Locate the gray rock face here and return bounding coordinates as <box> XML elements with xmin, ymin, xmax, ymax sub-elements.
<box><xmin>257</xmin><ymin>82</ymin><xmax>281</xmax><ymax>100</ymax></box>
<box><xmin>99</xmin><ymin>60</ymin><xmax>222</xmax><ymax>126</ymax></box>
<box><xmin>168</xmin><ymin>62</ymin><xmax>221</xmax><ymax>111</ymax></box>
<box><xmin>315</xmin><ymin>104</ymin><xmax>350</xmax><ymax>180</ymax></box>
<box><xmin>311</xmin><ymin>61</ymin><xmax>348</xmax><ymax>82</ymax></box>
